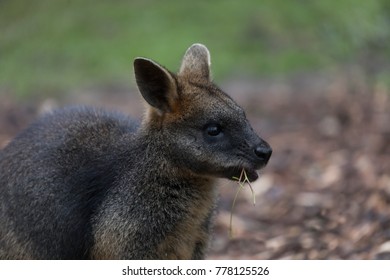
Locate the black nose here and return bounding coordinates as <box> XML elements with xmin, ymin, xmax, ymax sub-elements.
<box><xmin>254</xmin><ymin>142</ymin><xmax>272</xmax><ymax>164</ymax></box>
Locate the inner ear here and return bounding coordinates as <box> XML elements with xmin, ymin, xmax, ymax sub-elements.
<box><xmin>134</xmin><ymin>58</ymin><xmax>178</xmax><ymax>113</ymax></box>
<box><xmin>179</xmin><ymin>43</ymin><xmax>211</xmax><ymax>81</ymax></box>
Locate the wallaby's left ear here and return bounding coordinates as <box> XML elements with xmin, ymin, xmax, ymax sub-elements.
<box><xmin>134</xmin><ymin>58</ymin><xmax>178</xmax><ymax>114</ymax></box>
<box><xmin>179</xmin><ymin>43</ymin><xmax>211</xmax><ymax>81</ymax></box>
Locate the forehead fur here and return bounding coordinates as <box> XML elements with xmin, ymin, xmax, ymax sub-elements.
<box><xmin>163</xmin><ymin>76</ymin><xmax>244</xmax><ymax>123</ymax></box>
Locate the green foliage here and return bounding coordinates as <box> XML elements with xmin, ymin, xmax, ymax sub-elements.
<box><xmin>1</xmin><ymin>0</ymin><xmax>389</xmax><ymax>97</ymax></box>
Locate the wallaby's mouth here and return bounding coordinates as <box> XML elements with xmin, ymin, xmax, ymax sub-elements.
<box><xmin>225</xmin><ymin>140</ymin><xmax>272</xmax><ymax>182</ymax></box>
<box><xmin>244</xmin><ymin>169</ymin><xmax>259</xmax><ymax>182</ymax></box>
<box><xmin>226</xmin><ymin>166</ymin><xmax>262</xmax><ymax>183</ymax></box>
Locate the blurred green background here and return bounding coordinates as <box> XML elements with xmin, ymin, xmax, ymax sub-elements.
<box><xmin>1</xmin><ymin>0</ymin><xmax>389</xmax><ymax>97</ymax></box>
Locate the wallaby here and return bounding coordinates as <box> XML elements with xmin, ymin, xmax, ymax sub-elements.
<box><xmin>0</xmin><ymin>44</ymin><xmax>272</xmax><ymax>259</ymax></box>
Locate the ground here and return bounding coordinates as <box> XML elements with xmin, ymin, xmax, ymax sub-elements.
<box><xmin>0</xmin><ymin>72</ymin><xmax>389</xmax><ymax>259</ymax></box>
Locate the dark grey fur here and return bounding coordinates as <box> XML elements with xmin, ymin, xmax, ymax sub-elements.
<box><xmin>0</xmin><ymin>44</ymin><xmax>271</xmax><ymax>259</ymax></box>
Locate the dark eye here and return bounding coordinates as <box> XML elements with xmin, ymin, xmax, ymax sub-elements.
<box><xmin>205</xmin><ymin>124</ymin><xmax>222</xmax><ymax>136</ymax></box>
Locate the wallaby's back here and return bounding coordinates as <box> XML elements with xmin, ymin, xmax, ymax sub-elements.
<box><xmin>0</xmin><ymin>44</ymin><xmax>272</xmax><ymax>259</ymax></box>
<box><xmin>0</xmin><ymin>107</ymin><xmax>138</xmax><ymax>258</ymax></box>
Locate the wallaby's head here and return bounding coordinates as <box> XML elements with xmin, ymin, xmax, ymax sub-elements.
<box><xmin>134</xmin><ymin>44</ymin><xmax>272</xmax><ymax>182</ymax></box>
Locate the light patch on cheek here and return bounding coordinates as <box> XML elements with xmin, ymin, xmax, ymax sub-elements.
<box><xmin>188</xmin><ymin>134</ymin><xmax>204</xmax><ymax>157</ymax></box>
<box><xmin>174</xmin><ymin>132</ymin><xmax>201</xmax><ymax>156</ymax></box>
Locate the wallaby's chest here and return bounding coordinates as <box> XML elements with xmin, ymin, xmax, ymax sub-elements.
<box><xmin>90</xmin><ymin>177</ymin><xmax>217</xmax><ymax>260</ymax></box>
<box><xmin>155</xmin><ymin>187</ymin><xmax>216</xmax><ymax>259</ymax></box>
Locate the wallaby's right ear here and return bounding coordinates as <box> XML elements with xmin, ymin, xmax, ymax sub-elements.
<box><xmin>179</xmin><ymin>43</ymin><xmax>211</xmax><ymax>81</ymax></box>
<box><xmin>134</xmin><ymin>58</ymin><xmax>178</xmax><ymax>114</ymax></box>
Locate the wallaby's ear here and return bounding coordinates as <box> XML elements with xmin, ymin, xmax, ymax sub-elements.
<box><xmin>179</xmin><ymin>43</ymin><xmax>211</xmax><ymax>81</ymax></box>
<box><xmin>134</xmin><ymin>58</ymin><xmax>178</xmax><ymax>114</ymax></box>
